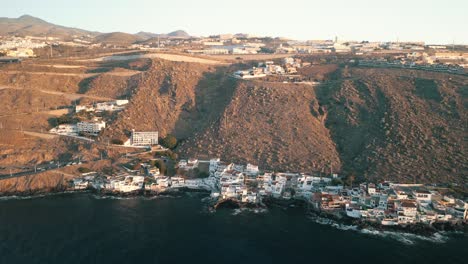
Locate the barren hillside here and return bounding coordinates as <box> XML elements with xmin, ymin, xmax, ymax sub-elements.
<box><xmin>316</xmin><ymin>67</ymin><xmax>467</xmax><ymax>183</ymax></box>
<box><xmin>0</xmin><ymin>54</ymin><xmax>466</xmax><ymax>185</ymax></box>
<box><xmin>101</xmin><ymin>60</ymin><xmax>237</xmax><ymax>141</ymax></box>
<box><xmin>178</xmin><ymin>81</ymin><xmax>342</xmax><ymax>172</ymax></box>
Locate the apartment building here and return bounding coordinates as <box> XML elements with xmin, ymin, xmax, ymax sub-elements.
<box><xmin>131</xmin><ymin>130</ymin><xmax>159</xmax><ymax>146</ymax></box>
<box><xmin>76</xmin><ymin>121</ymin><xmax>106</xmax><ymax>135</ymax></box>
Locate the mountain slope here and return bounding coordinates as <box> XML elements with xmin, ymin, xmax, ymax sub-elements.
<box><xmin>0</xmin><ymin>15</ymin><xmax>96</xmax><ymax>39</ymax></box>
<box><xmin>316</xmin><ymin>67</ymin><xmax>467</xmax><ymax>184</ymax></box>
<box><xmin>94</xmin><ymin>32</ymin><xmax>142</xmax><ymax>45</ymax></box>
<box><xmin>167</xmin><ymin>30</ymin><xmax>190</xmax><ymax>38</ymax></box>
<box><xmin>99</xmin><ymin>61</ymin><xmax>466</xmax><ymax>183</ymax></box>
<box><xmin>100</xmin><ymin>59</ymin><xmax>236</xmax><ymax>142</ymax></box>
<box><xmin>178</xmin><ymin>81</ymin><xmax>341</xmax><ymax>172</ymax></box>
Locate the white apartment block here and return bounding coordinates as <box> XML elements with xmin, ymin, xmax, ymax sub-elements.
<box><xmin>131</xmin><ymin>130</ymin><xmax>159</xmax><ymax>146</ymax></box>
<box><xmin>77</xmin><ymin>121</ymin><xmax>106</xmax><ymax>135</ymax></box>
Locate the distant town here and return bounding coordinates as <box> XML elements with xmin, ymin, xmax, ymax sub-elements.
<box><xmin>1</xmin><ymin>34</ymin><xmax>467</xmax><ymax>75</ymax></box>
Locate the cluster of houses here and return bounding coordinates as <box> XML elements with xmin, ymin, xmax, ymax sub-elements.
<box><xmin>49</xmin><ymin>100</ymin><xmax>130</xmax><ymax>138</ymax></box>
<box><xmin>49</xmin><ymin>118</ymin><xmax>106</xmax><ymax>137</ymax></box>
<box><xmin>281</xmin><ymin>40</ymin><xmax>433</xmax><ymax>55</ymax></box>
<box><xmin>70</xmin><ymin>157</ymin><xmax>468</xmax><ymax>227</ymax></box>
<box><xmin>312</xmin><ymin>182</ymin><xmax>467</xmax><ymax>226</ymax></box>
<box><xmin>233</xmin><ymin>57</ymin><xmax>309</xmax><ymax>79</ymax></box>
<box><xmin>208</xmin><ymin>159</ymin><xmax>261</xmax><ymax>203</ymax></box>
<box><xmin>75</xmin><ymin>100</ymin><xmax>129</xmax><ymax>113</ymax></box>
<box><xmin>0</xmin><ymin>36</ymin><xmax>48</xmax><ymax>58</ymax></box>
<box><xmin>358</xmin><ymin>59</ymin><xmax>466</xmax><ymax>75</ymax></box>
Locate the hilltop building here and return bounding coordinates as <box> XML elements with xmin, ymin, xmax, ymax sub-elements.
<box><xmin>130</xmin><ymin>130</ymin><xmax>159</xmax><ymax>146</ymax></box>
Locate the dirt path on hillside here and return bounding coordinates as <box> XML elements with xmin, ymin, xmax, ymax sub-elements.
<box><xmin>23</xmin><ymin>131</ymin><xmax>58</xmax><ymax>139</ymax></box>
<box><xmin>0</xmin><ymin>86</ymin><xmax>116</xmax><ymax>101</ymax></box>
<box><xmin>0</xmin><ymin>70</ymin><xmax>97</xmax><ymax>77</ymax></box>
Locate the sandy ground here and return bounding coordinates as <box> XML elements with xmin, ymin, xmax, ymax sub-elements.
<box><xmin>23</xmin><ymin>131</ymin><xmax>57</xmax><ymax>139</ymax></box>
<box><xmin>47</xmin><ymin>64</ymin><xmax>85</xmax><ymax>69</ymax></box>
<box><xmin>45</xmin><ymin>109</ymin><xmax>70</xmax><ymax>116</ymax></box>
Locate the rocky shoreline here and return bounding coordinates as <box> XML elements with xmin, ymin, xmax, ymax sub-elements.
<box><xmin>1</xmin><ymin>188</ymin><xmax>465</xmax><ymax>237</ymax></box>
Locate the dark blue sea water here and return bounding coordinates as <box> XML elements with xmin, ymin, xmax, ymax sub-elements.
<box><xmin>0</xmin><ymin>193</ymin><xmax>466</xmax><ymax>264</ymax></box>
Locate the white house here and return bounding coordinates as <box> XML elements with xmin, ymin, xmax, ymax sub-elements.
<box><xmin>245</xmin><ymin>163</ymin><xmax>259</xmax><ymax>175</ymax></box>
<box><xmin>367</xmin><ymin>183</ymin><xmax>377</xmax><ymax>195</ymax></box>
<box><xmin>113</xmin><ymin>176</ymin><xmax>144</xmax><ymax>193</ymax></box>
<box><xmin>413</xmin><ymin>190</ymin><xmax>432</xmax><ymax>204</ymax></box>
<box><xmin>76</xmin><ymin>120</ymin><xmax>106</xmax><ymax>135</ymax></box>
<box><xmin>297</xmin><ymin>175</ymin><xmax>315</xmax><ymax>192</ymax></box>
<box><xmin>209</xmin><ymin>158</ymin><xmax>220</xmax><ymax>173</ymax></box>
<box><xmin>399</xmin><ymin>201</ymin><xmax>418</xmax><ymax>217</ymax></box>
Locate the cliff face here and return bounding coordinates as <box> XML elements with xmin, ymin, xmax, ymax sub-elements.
<box><xmin>316</xmin><ymin>68</ymin><xmax>467</xmax><ymax>183</ymax></box>
<box><xmin>1</xmin><ymin>56</ymin><xmax>467</xmax><ymax>186</ymax></box>
<box><xmin>178</xmin><ymin>81</ymin><xmax>341</xmax><ymax>173</ymax></box>
<box><xmin>0</xmin><ymin>171</ymin><xmax>71</xmax><ymax>195</ymax></box>
<box><xmin>101</xmin><ymin>60</ymin><xmax>237</xmax><ymax>141</ymax></box>
<box><xmin>102</xmin><ymin>62</ymin><xmax>467</xmax><ymax>183</ymax></box>
<box><xmin>0</xmin><ymin>131</ymin><xmax>68</xmax><ymax>167</ymax></box>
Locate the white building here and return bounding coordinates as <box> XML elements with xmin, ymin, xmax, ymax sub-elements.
<box><xmin>76</xmin><ymin>121</ymin><xmax>106</xmax><ymax>135</ymax></box>
<box><xmin>413</xmin><ymin>190</ymin><xmax>432</xmax><ymax>204</ymax></box>
<box><xmin>130</xmin><ymin>130</ymin><xmax>159</xmax><ymax>146</ymax></box>
<box><xmin>49</xmin><ymin>124</ymin><xmax>78</xmax><ymax>135</ymax></box>
<box><xmin>95</xmin><ymin>100</ymin><xmax>129</xmax><ymax>112</ymax></box>
<box><xmin>245</xmin><ymin>163</ymin><xmax>259</xmax><ymax>175</ymax></box>
<box><xmin>367</xmin><ymin>183</ymin><xmax>377</xmax><ymax>195</ymax></box>
<box><xmin>209</xmin><ymin>158</ymin><xmax>220</xmax><ymax>173</ymax></box>
<box><xmin>113</xmin><ymin>176</ymin><xmax>145</xmax><ymax>193</ymax></box>
<box><xmin>178</xmin><ymin>158</ymin><xmax>199</xmax><ymax>170</ymax></box>
<box><xmin>399</xmin><ymin>201</ymin><xmax>418</xmax><ymax>217</ymax></box>
<box><xmin>75</xmin><ymin>105</ymin><xmax>94</xmax><ymax>113</ymax></box>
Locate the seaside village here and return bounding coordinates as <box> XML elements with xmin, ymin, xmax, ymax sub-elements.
<box><xmin>69</xmin><ymin>130</ymin><xmax>468</xmax><ymax>227</ymax></box>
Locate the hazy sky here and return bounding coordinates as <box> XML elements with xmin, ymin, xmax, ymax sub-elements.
<box><xmin>3</xmin><ymin>0</ymin><xmax>467</xmax><ymax>44</ymax></box>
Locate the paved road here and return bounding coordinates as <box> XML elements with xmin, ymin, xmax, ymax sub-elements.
<box><xmin>0</xmin><ymin>160</ymin><xmax>88</xmax><ymax>180</ymax></box>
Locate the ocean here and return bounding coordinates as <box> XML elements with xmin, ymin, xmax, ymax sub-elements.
<box><xmin>0</xmin><ymin>193</ymin><xmax>466</xmax><ymax>264</ymax></box>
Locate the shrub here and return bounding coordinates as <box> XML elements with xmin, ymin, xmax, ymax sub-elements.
<box><xmin>78</xmin><ymin>167</ymin><xmax>91</xmax><ymax>173</ymax></box>
<box><xmin>161</xmin><ymin>134</ymin><xmax>177</xmax><ymax>149</ymax></box>
<box><xmin>111</xmin><ymin>139</ymin><xmax>124</xmax><ymax>145</ymax></box>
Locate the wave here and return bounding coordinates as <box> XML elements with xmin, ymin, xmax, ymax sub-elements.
<box><xmin>231</xmin><ymin>207</ymin><xmax>269</xmax><ymax>215</ymax></box>
<box><xmin>0</xmin><ymin>190</ymin><xmax>86</xmax><ymax>201</ymax></box>
<box><xmin>90</xmin><ymin>194</ymin><xmax>183</xmax><ymax>200</ymax></box>
<box><xmin>307</xmin><ymin>215</ymin><xmax>452</xmax><ymax>245</ymax></box>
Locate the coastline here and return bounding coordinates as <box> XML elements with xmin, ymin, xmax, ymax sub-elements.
<box><xmin>2</xmin><ymin>187</ymin><xmax>464</xmax><ymax>239</ymax></box>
